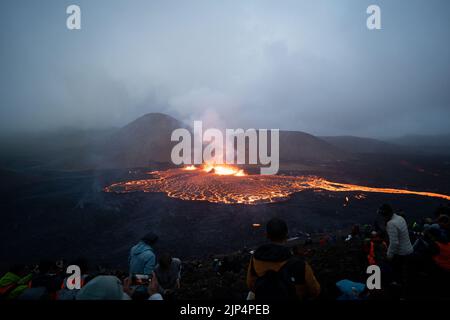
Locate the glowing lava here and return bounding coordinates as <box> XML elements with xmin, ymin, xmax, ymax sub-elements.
<box><xmin>202</xmin><ymin>163</ymin><xmax>246</xmax><ymax>176</ymax></box>
<box><xmin>104</xmin><ymin>166</ymin><xmax>450</xmax><ymax>205</ymax></box>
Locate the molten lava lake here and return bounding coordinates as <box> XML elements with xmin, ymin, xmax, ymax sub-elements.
<box><xmin>104</xmin><ymin>166</ymin><xmax>450</xmax><ymax>204</ymax></box>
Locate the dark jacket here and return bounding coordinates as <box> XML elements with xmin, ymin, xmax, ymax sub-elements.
<box><xmin>246</xmin><ymin>243</ymin><xmax>320</xmax><ymax>300</ymax></box>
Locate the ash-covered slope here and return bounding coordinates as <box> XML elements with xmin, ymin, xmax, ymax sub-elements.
<box><xmin>96</xmin><ymin>114</ymin><xmax>348</xmax><ymax>168</ymax></box>
<box><xmin>279</xmin><ymin>131</ymin><xmax>348</xmax><ymax>162</ymax></box>
<box><xmin>98</xmin><ymin>113</ymin><xmax>188</xmax><ymax>168</ymax></box>
<box><xmin>1</xmin><ymin>113</ymin><xmax>351</xmax><ymax>170</ymax></box>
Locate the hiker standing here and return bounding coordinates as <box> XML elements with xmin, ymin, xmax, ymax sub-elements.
<box><xmin>377</xmin><ymin>204</ymin><xmax>413</xmax><ymax>294</ymax></box>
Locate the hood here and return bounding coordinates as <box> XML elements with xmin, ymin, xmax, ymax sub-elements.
<box><xmin>131</xmin><ymin>241</ymin><xmax>153</xmax><ymax>256</ymax></box>
<box><xmin>253</xmin><ymin>243</ymin><xmax>292</xmax><ymax>262</ymax></box>
<box><xmin>0</xmin><ymin>272</ymin><xmax>20</xmax><ymax>286</ymax></box>
<box><xmin>76</xmin><ymin>275</ymin><xmax>130</xmax><ymax>300</ymax></box>
<box><xmin>336</xmin><ymin>279</ymin><xmax>366</xmax><ymax>299</ymax></box>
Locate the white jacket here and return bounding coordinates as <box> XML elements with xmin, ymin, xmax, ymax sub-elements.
<box><xmin>386</xmin><ymin>214</ymin><xmax>413</xmax><ymax>258</ymax></box>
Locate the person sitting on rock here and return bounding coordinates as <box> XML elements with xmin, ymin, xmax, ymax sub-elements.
<box><xmin>154</xmin><ymin>252</ymin><xmax>181</xmax><ymax>299</ymax></box>
<box><xmin>129</xmin><ymin>232</ymin><xmax>158</xmax><ymax>276</ymax></box>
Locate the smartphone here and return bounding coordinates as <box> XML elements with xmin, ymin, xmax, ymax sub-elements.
<box><xmin>132</xmin><ymin>273</ymin><xmax>152</xmax><ymax>286</ymax></box>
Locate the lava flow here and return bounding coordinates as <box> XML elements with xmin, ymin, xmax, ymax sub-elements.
<box><xmin>104</xmin><ymin>165</ymin><xmax>450</xmax><ymax>205</ymax></box>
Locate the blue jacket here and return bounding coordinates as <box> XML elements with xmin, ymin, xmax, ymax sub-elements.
<box><xmin>336</xmin><ymin>279</ymin><xmax>366</xmax><ymax>300</ymax></box>
<box><xmin>129</xmin><ymin>241</ymin><xmax>156</xmax><ymax>275</ymax></box>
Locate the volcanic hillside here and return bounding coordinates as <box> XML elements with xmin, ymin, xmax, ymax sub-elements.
<box><xmin>279</xmin><ymin>131</ymin><xmax>347</xmax><ymax>162</ymax></box>
<box><xmin>98</xmin><ymin>113</ymin><xmax>187</xmax><ymax>168</ymax></box>
<box><xmin>0</xmin><ymin>113</ymin><xmax>353</xmax><ymax>170</ymax></box>
<box><xmin>97</xmin><ymin>113</ymin><xmax>349</xmax><ymax>168</ymax></box>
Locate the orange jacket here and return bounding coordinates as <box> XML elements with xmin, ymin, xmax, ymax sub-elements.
<box><xmin>433</xmin><ymin>242</ymin><xmax>450</xmax><ymax>272</ymax></box>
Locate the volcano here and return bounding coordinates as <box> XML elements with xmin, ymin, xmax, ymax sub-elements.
<box><xmin>92</xmin><ymin>113</ymin><xmax>350</xmax><ymax>169</ymax></box>
<box><xmin>99</xmin><ymin>113</ymin><xmax>187</xmax><ymax>168</ymax></box>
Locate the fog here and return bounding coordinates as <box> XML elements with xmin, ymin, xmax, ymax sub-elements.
<box><xmin>1</xmin><ymin>0</ymin><xmax>450</xmax><ymax>138</ymax></box>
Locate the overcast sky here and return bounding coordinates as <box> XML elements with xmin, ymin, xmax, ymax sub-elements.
<box><xmin>1</xmin><ymin>0</ymin><xmax>449</xmax><ymax>137</ymax></box>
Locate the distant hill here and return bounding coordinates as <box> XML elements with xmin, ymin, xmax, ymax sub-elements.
<box><xmin>0</xmin><ymin>128</ymin><xmax>115</xmax><ymax>170</ymax></box>
<box><xmin>0</xmin><ymin>113</ymin><xmax>350</xmax><ymax>170</ymax></box>
<box><xmin>321</xmin><ymin>136</ymin><xmax>407</xmax><ymax>154</ymax></box>
<box><xmin>279</xmin><ymin>131</ymin><xmax>348</xmax><ymax>162</ymax></box>
<box><xmin>98</xmin><ymin>113</ymin><xmax>188</xmax><ymax>168</ymax></box>
<box><xmin>388</xmin><ymin>134</ymin><xmax>450</xmax><ymax>155</ymax></box>
<box><xmin>97</xmin><ymin>114</ymin><xmax>349</xmax><ymax>167</ymax></box>
<box><xmin>9</xmin><ymin>113</ymin><xmax>449</xmax><ymax>171</ymax></box>
<box><xmin>0</xmin><ymin>113</ymin><xmax>186</xmax><ymax>170</ymax></box>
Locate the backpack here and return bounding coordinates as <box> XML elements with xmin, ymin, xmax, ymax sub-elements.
<box><xmin>253</xmin><ymin>257</ymin><xmax>305</xmax><ymax>301</ymax></box>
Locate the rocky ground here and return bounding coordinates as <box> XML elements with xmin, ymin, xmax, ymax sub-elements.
<box><xmin>177</xmin><ymin>238</ymin><xmax>371</xmax><ymax>300</ymax></box>
<box><xmin>175</xmin><ymin>235</ymin><xmax>447</xmax><ymax>300</ymax></box>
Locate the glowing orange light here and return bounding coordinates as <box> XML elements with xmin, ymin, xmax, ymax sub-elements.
<box><xmin>202</xmin><ymin>163</ymin><xmax>246</xmax><ymax>176</ymax></box>
<box><xmin>105</xmin><ymin>168</ymin><xmax>450</xmax><ymax>205</ymax></box>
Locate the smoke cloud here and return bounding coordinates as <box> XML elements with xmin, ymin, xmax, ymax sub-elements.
<box><xmin>1</xmin><ymin>0</ymin><xmax>450</xmax><ymax>138</ymax></box>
